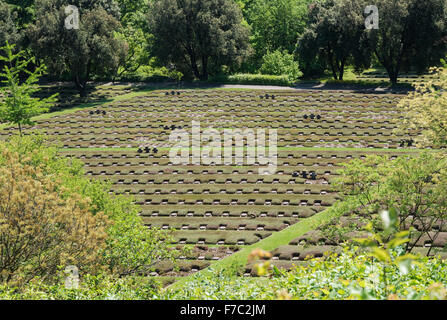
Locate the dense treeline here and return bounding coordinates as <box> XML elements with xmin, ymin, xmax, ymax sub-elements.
<box><xmin>1</xmin><ymin>0</ymin><xmax>447</xmax><ymax>92</ymax></box>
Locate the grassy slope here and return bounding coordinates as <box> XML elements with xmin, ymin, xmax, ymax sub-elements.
<box><xmin>166</xmin><ymin>197</ymin><xmax>360</xmax><ymax>291</ymax></box>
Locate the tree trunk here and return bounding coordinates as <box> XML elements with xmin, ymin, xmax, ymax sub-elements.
<box><xmin>327</xmin><ymin>50</ymin><xmax>338</xmax><ymax>80</ymax></box>
<box><xmin>387</xmin><ymin>69</ymin><xmax>398</xmax><ymax>85</ymax></box>
<box><xmin>186</xmin><ymin>47</ymin><xmax>201</xmax><ymax>80</ymax></box>
<box><xmin>200</xmin><ymin>55</ymin><xmax>209</xmax><ymax>81</ymax></box>
<box><xmin>338</xmin><ymin>58</ymin><xmax>345</xmax><ymax>81</ymax></box>
<box><xmin>383</xmin><ymin>62</ymin><xmax>399</xmax><ymax>85</ymax></box>
<box><xmin>74</xmin><ymin>76</ymin><xmax>88</xmax><ymax>98</ymax></box>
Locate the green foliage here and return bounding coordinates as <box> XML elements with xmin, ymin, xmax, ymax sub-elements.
<box><xmin>397</xmin><ymin>67</ymin><xmax>447</xmax><ymax>147</ymax></box>
<box><xmin>100</xmin><ymin>192</ymin><xmax>181</xmax><ymax>277</ymax></box>
<box><xmin>354</xmin><ymin>208</ymin><xmax>419</xmax><ymax>297</ymax></box>
<box><xmin>297</xmin><ymin>0</ymin><xmax>370</xmax><ymax>81</ymax></box>
<box><xmin>115</xmin><ymin>25</ymin><xmax>151</xmax><ymax>81</ymax></box>
<box><xmin>0</xmin><ymin>136</ymin><xmax>109</xmax><ymax>285</ymax></box>
<box><xmin>0</xmin><ymin>274</ymin><xmax>161</xmax><ymax>300</ymax></box>
<box><xmin>210</xmin><ymin>73</ymin><xmax>294</xmax><ymax>86</ymax></box>
<box><xmin>28</xmin><ymin>0</ymin><xmax>127</xmax><ymax>96</ymax></box>
<box><xmin>365</xmin><ymin>0</ymin><xmax>447</xmax><ymax>84</ymax></box>
<box><xmin>164</xmin><ymin>247</ymin><xmax>447</xmax><ymax>300</ymax></box>
<box><xmin>147</xmin><ymin>0</ymin><xmax>252</xmax><ymax>80</ymax></box>
<box><xmin>334</xmin><ymin>152</ymin><xmax>447</xmax><ymax>256</ymax></box>
<box><xmin>0</xmin><ymin>42</ymin><xmax>57</xmax><ymax>135</ymax></box>
<box><xmin>0</xmin><ymin>1</ymin><xmax>20</xmax><ymax>47</ymax></box>
<box><xmin>0</xmin><ymin>135</ymin><xmax>180</xmax><ymax>285</ymax></box>
<box><xmin>114</xmin><ymin>0</ymin><xmax>152</xmax><ymax>81</ymax></box>
<box><xmin>115</xmin><ymin>62</ymin><xmax>183</xmax><ymax>83</ymax></box>
<box><xmin>259</xmin><ymin>50</ymin><xmax>302</xmax><ymax>81</ymax></box>
<box><xmin>4</xmin><ymin>0</ymin><xmax>35</xmax><ymax>30</ymax></box>
<box><xmin>244</xmin><ymin>0</ymin><xmax>310</xmax><ymax>61</ymax></box>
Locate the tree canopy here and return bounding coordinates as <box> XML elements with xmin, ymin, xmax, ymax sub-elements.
<box><xmin>297</xmin><ymin>0</ymin><xmax>370</xmax><ymax>80</ymax></box>
<box><xmin>147</xmin><ymin>0</ymin><xmax>252</xmax><ymax>80</ymax></box>
<box><xmin>244</xmin><ymin>0</ymin><xmax>310</xmax><ymax>61</ymax></box>
<box><xmin>0</xmin><ymin>42</ymin><xmax>57</xmax><ymax>135</ymax></box>
<box><xmin>27</xmin><ymin>0</ymin><xmax>127</xmax><ymax>96</ymax></box>
<box><xmin>365</xmin><ymin>0</ymin><xmax>447</xmax><ymax>84</ymax></box>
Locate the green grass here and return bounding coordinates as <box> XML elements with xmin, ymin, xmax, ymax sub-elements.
<box><xmin>0</xmin><ymin>85</ymin><xmax>172</xmax><ymax>131</ymax></box>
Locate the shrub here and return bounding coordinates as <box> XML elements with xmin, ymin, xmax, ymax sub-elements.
<box><xmin>397</xmin><ymin>68</ymin><xmax>447</xmax><ymax>147</ymax></box>
<box><xmin>163</xmin><ymin>247</ymin><xmax>447</xmax><ymax>300</ymax></box>
<box><xmin>333</xmin><ymin>152</ymin><xmax>447</xmax><ymax>256</ymax></box>
<box><xmin>210</xmin><ymin>73</ymin><xmax>294</xmax><ymax>86</ymax></box>
<box><xmin>0</xmin><ymin>148</ymin><xmax>109</xmax><ymax>285</ymax></box>
<box><xmin>0</xmin><ymin>274</ymin><xmax>160</xmax><ymax>300</ymax></box>
<box><xmin>0</xmin><ymin>42</ymin><xmax>57</xmax><ymax>135</ymax></box>
<box><xmin>260</xmin><ymin>50</ymin><xmax>302</xmax><ymax>81</ymax></box>
<box><xmin>0</xmin><ymin>135</ymin><xmax>180</xmax><ymax>285</ymax></box>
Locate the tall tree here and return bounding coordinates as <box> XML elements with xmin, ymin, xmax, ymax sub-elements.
<box><xmin>297</xmin><ymin>0</ymin><xmax>370</xmax><ymax>81</ymax></box>
<box><xmin>245</xmin><ymin>0</ymin><xmax>310</xmax><ymax>60</ymax></box>
<box><xmin>147</xmin><ymin>0</ymin><xmax>252</xmax><ymax>80</ymax></box>
<box><xmin>0</xmin><ymin>1</ymin><xmax>20</xmax><ymax>47</ymax></box>
<box><xmin>27</xmin><ymin>0</ymin><xmax>127</xmax><ymax>96</ymax></box>
<box><xmin>366</xmin><ymin>0</ymin><xmax>447</xmax><ymax>84</ymax></box>
<box><xmin>3</xmin><ymin>0</ymin><xmax>35</xmax><ymax>30</ymax></box>
<box><xmin>0</xmin><ymin>42</ymin><xmax>57</xmax><ymax>135</ymax></box>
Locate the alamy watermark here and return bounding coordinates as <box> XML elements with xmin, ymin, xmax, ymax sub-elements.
<box><xmin>168</xmin><ymin>121</ymin><xmax>278</xmax><ymax>175</ymax></box>
<box><xmin>65</xmin><ymin>5</ymin><xmax>80</xmax><ymax>30</ymax></box>
<box><xmin>365</xmin><ymin>5</ymin><xmax>379</xmax><ymax>30</ymax></box>
<box><xmin>64</xmin><ymin>265</ymin><xmax>80</xmax><ymax>289</ymax></box>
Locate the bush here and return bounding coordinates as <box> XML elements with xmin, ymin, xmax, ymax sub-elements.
<box><xmin>0</xmin><ymin>274</ymin><xmax>160</xmax><ymax>300</ymax></box>
<box><xmin>115</xmin><ymin>65</ymin><xmax>183</xmax><ymax>83</ymax></box>
<box><xmin>210</xmin><ymin>73</ymin><xmax>294</xmax><ymax>86</ymax></box>
<box><xmin>163</xmin><ymin>248</ymin><xmax>447</xmax><ymax>300</ymax></box>
<box><xmin>260</xmin><ymin>50</ymin><xmax>302</xmax><ymax>81</ymax></box>
<box><xmin>333</xmin><ymin>152</ymin><xmax>447</xmax><ymax>256</ymax></box>
<box><xmin>0</xmin><ymin>146</ymin><xmax>108</xmax><ymax>285</ymax></box>
<box><xmin>0</xmin><ymin>135</ymin><xmax>180</xmax><ymax>287</ymax></box>
<box><xmin>397</xmin><ymin>67</ymin><xmax>447</xmax><ymax>147</ymax></box>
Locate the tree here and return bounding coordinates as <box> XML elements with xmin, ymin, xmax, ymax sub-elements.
<box><xmin>0</xmin><ymin>1</ymin><xmax>20</xmax><ymax>47</ymax></box>
<box><xmin>27</xmin><ymin>0</ymin><xmax>127</xmax><ymax>96</ymax></box>
<box><xmin>365</xmin><ymin>0</ymin><xmax>447</xmax><ymax>84</ymax></box>
<box><xmin>334</xmin><ymin>152</ymin><xmax>447</xmax><ymax>256</ymax></box>
<box><xmin>260</xmin><ymin>50</ymin><xmax>302</xmax><ymax>81</ymax></box>
<box><xmin>244</xmin><ymin>0</ymin><xmax>310</xmax><ymax>61</ymax></box>
<box><xmin>147</xmin><ymin>0</ymin><xmax>252</xmax><ymax>80</ymax></box>
<box><xmin>0</xmin><ymin>42</ymin><xmax>57</xmax><ymax>136</ymax></box>
<box><xmin>0</xmin><ymin>134</ymin><xmax>183</xmax><ymax>285</ymax></box>
<box><xmin>397</xmin><ymin>68</ymin><xmax>447</xmax><ymax>147</ymax></box>
<box><xmin>0</xmin><ymin>147</ymin><xmax>109</xmax><ymax>285</ymax></box>
<box><xmin>297</xmin><ymin>0</ymin><xmax>370</xmax><ymax>81</ymax></box>
<box><xmin>115</xmin><ymin>0</ymin><xmax>148</xmax><ymax>25</ymax></box>
<box><xmin>3</xmin><ymin>0</ymin><xmax>35</xmax><ymax>30</ymax></box>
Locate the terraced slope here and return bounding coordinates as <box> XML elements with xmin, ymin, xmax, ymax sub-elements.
<box><xmin>1</xmin><ymin>90</ymin><xmax>412</xmax><ymax>149</ymax></box>
<box><xmin>357</xmin><ymin>70</ymin><xmax>438</xmax><ymax>85</ymax></box>
<box><xmin>0</xmin><ymin>88</ymin><xmax>422</xmax><ymax>276</ymax></box>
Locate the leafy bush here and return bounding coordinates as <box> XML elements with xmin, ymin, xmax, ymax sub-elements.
<box><xmin>210</xmin><ymin>73</ymin><xmax>294</xmax><ymax>86</ymax></box>
<box><xmin>260</xmin><ymin>50</ymin><xmax>302</xmax><ymax>81</ymax></box>
<box><xmin>333</xmin><ymin>152</ymin><xmax>447</xmax><ymax>256</ymax></box>
<box><xmin>0</xmin><ymin>144</ymin><xmax>108</xmax><ymax>285</ymax></box>
<box><xmin>0</xmin><ymin>274</ymin><xmax>160</xmax><ymax>300</ymax></box>
<box><xmin>163</xmin><ymin>248</ymin><xmax>447</xmax><ymax>300</ymax></box>
<box><xmin>397</xmin><ymin>67</ymin><xmax>447</xmax><ymax>147</ymax></box>
<box><xmin>0</xmin><ymin>42</ymin><xmax>57</xmax><ymax>135</ymax></box>
<box><xmin>116</xmin><ymin>65</ymin><xmax>183</xmax><ymax>83</ymax></box>
<box><xmin>0</xmin><ymin>135</ymin><xmax>180</xmax><ymax>286</ymax></box>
